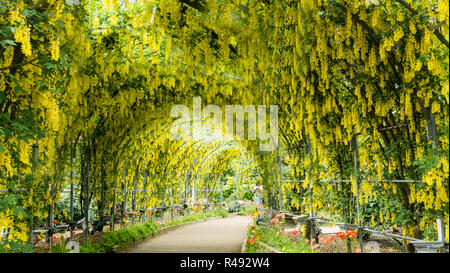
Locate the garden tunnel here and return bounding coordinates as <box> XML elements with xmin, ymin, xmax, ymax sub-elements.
<box><xmin>0</xmin><ymin>0</ymin><xmax>448</xmax><ymax>253</ymax></box>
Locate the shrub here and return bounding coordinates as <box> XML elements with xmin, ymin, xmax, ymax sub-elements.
<box><xmin>79</xmin><ymin>220</ymin><xmax>160</xmax><ymax>253</ymax></box>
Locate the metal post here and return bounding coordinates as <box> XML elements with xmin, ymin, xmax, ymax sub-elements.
<box><xmin>151</xmin><ymin>173</ymin><xmax>155</xmax><ymax>222</ymax></box>
<box><xmin>176</xmin><ymin>175</ymin><xmax>180</xmax><ymax>219</ymax></box>
<box><xmin>170</xmin><ymin>177</ymin><xmax>173</xmax><ymax>221</ymax></box>
<box><xmin>123</xmin><ymin>159</ymin><xmax>127</xmax><ymax>226</ymax></box>
<box><xmin>160</xmin><ymin>201</ymin><xmax>164</xmax><ymax>224</ymax></box>
<box><xmin>69</xmin><ymin>180</ymin><xmax>73</xmax><ymax>240</ymax></box>
<box><xmin>132</xmin><ymin>166</ymin><xmax>138</xmax><ymax>223</ymax></box>
<box><xmin>235</xmin><ymin>169</ymin><xmax>239</xmax><ymax>214</ymax></box>
<box><xmin>111</xmin><ymin>180</ymin><xmax>116</xmax><ymax>231</ymax></box>
<box><xmin>220</xmin><ymin>175</ymin><xmax>223</xmax><ymax>205</ymax></box>
<box><xmin>29</xmin><ymin>138</ymin><xmax>38</xmax><ymax>245</ymax></box>
<box><xmin>142</xmin><ymin>170</ymin><xmax>148</xmax><ymax>222</ymax></box>
<box><xmin>277</xmin><ymin>140</ymin><xmax>282</xmax><ymax>211</ymax></box>
<box><xmin>49</xmin><ymin>184</ymin><xmax>54</xmax><ymax>252</ymax></box>
<box><xmin>185</xmin><ymin>171</ymin><xmax>190</xmax><ymax>204</ymax></box>
<box><xmin>69</xmin><ymin>144</ymin><xmax>75</xmax><ymax>239</ymax></box>
<box><xmin>83</xmin><ymin>146</ymin><xmax>90</xmax><ymax>244</ymax></box>
<box><xmin>427</xmin><ymin>113</ymin><xmax>447</xmax><ymax>251</ymax></box>
<box><xmin>305</xmin><ymin>138</ymin><xmax>314</xmax><ymax>244</ymax></box>
<box><xmin>192</xmin><ymin>173</ymin><xmax>197</xmax><ymax>203</ymax></box>
<box><xmin>351</xmin><ymin>134</ymin><xmax>363</xmax><ymax>252</ymax></box>
<box><xmin>161</xmin><ymin>175</ymin><xmax>165</xmax><ymax>224</ymax></box>
<box><xmin>206</xmin><ymin>174</ymin><xmax>209</xmax><ymax>212</ymax></box>
<box><xmin>132</xmin><ymin>167</ymin><xmax>138</xmax><ymax>212</ymax></box>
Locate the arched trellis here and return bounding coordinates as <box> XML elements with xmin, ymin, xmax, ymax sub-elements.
<box><xmin>188</xmin><ymin>141</ymin><xmax>240</xmax><ymax>203</ymax></box>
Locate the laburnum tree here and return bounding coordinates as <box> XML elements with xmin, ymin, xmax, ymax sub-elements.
<box><xmin>0</xmin><ymin>0</ymin><xmax>448</xmax><ymax>252</ymax></box>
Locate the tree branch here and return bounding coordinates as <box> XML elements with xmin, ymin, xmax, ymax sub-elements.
<box><xmin>178</xmin><ymin>0</ymin><xmax>208</xmax><ymax>13</ymax></box>
<box><xmin>394</xmin><ymin>0</ymin><xmax>449</xmax><ymax>48</ymax></box>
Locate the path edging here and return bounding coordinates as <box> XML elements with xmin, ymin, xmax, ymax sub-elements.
<box><xmin>240</xmin><ymin>235</ymin><xmax>248</xmax><ymax>253</ymax></box>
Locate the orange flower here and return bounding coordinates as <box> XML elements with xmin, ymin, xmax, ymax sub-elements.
<box><xmin>305</xmin><ymin>239</ymin><xmax>310</xmax><ymax>243</ymax></box>
<box><xmin>336</xmin><ymin>232</ymin><xmax>344</xmax><ymax>239</ymax></box>
<box><xmin>348</xmin><ymin>232</ymin><xmax>357</xmax><ymax>239</ymax></box>
<box><xmin>355</xmin><ymin>248</ymin><xmax>362</xmax><ymax>253</ymax></box>
<box><xmin>346</xmin><ymin>229</ymin><xmax>353</xmax><ymax>234</ymax></box>
<box><xmin>52</xmin><ymin>220</ymin><xmax>59</xmax><ymax>224</ymax></box>
<box><xmin>325</xmin><ymin>236</ymin><xmax>335</xmax><ymax>244</ymax></box>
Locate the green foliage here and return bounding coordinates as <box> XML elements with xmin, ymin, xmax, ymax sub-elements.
<box><xmin>222</xmin><ymin>188</ymin><xmax>233</xmax><ymax>200</ymax></box>
<box><xmin>237</xmin><ymin>202</ymin><xmax>254</xmax><ymax>216</ymax></box>
<box><xmin>53</xmin><ymin>193</ymin><xmax>83</xmax><ymax>222</ymax></box>
<box><xmin>163</xmin><ymin>209</ymin><xmax>228</xmax><ymax>226</ymax></box>
<box><xmin>242</xmin><ymin>190</ymin><xmax>254</xmax><ymax>200</ymax></box>
<box><xmin>0</xmin><ymin>239</ymin><xmax>32</xmax><ymax>253</ymax></box>
<box><xmin>79</xmin><ymin>220</ymin><xmax>161</xmax><ymax>253</ymax></box>
<box><xmin>51</xmin><ymin>243</ymin><xmax>69</xmax><ymax>253</ymax></box>
<box><xmin>216</xmin><ymin>209</ymin><xmax>228</xmax><ymax>218</ymax></box>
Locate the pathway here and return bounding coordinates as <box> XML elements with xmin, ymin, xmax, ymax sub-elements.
<box><xmin>123</xmin><ymin>215</ymin><xmax>251</xmax><ymax>253</ymax></box>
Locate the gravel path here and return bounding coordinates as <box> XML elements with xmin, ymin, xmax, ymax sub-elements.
<box><xmin>123</xmin><ymin>216</ymin><xmax>251</xmax><ymax>253</ymax></box>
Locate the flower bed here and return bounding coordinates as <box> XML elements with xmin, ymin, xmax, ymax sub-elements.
<box><xmin>244</xmin><ymin>211</ymin><xmax>366</xmax><ymax>253</ymax></box>
<box><xmin>244</xmin><ymin>210</ymin><xmax>313</xmax><ymax>253</ymax></box>
<box><xmin>244</xmin><ymin>224</ymin><xmax>314</xmax><ymax>253</ymax></box>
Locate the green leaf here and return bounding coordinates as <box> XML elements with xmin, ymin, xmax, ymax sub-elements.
<box><xmin>13</xmin><ymin>207</ymin><xmax>28</xmax><ymax>218</ymax></box>
<box><xmin>1</xmin><ymin>39</ymin><xmax>16</xmax><ymax>49</ymax></box>
<box><xmin>13</xmin><ymin>85</ymin><xmax>26</xmax><ymax>94</ymax></box>
<box><xmin>10</xmin><ymin>121</ymin><xmax>29</xmax><ymax>132</ymax></box>
<box><xmin>54</xmin><ymin>20</ymin><xmax>66</xmax><ymax>30</ymax></box>
<box><xmin>43</xmin><ymin>62</ymin><xmax>58</xmax><ymax>70</ymax></box>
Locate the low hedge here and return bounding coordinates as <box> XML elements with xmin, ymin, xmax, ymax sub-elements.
<box><xmin>80</xmin><ymin>220</ymin><xmax>161</xmax><ymax>253</ymax></box>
